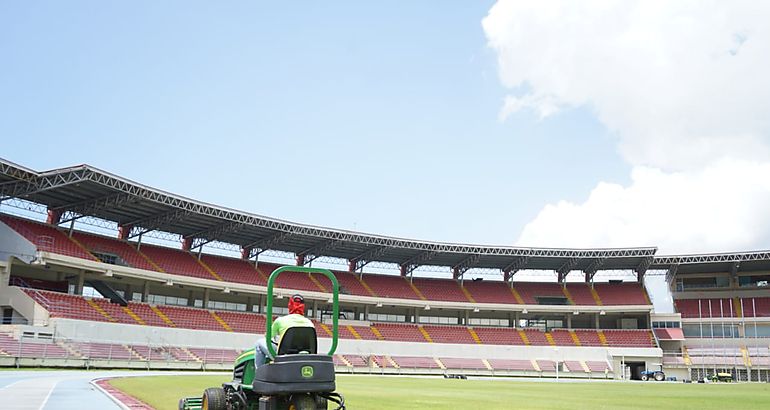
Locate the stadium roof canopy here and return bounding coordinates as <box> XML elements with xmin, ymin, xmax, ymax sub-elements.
<box><xmin>2</xmin><ymin>158</ymin><xmax>769</xmax><ymax>279</ymax></box>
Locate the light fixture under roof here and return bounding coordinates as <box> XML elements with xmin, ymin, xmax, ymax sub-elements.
<box><xmin>599</xmin><ymin>310</ymin><xmax>606</xmax><ymax>315</ymax></box>
<box><xmin>376</xmin><ymin>302</ymin><xmax>383</xmax><ymax>308</ymax></box>
<box><xmin>223</xmin><ymin>287</ymin><xmax>231</xmax><ymax>294</ymax></box>
<box><xmin>424</xmin><ymin>305</ymin><xmax>431</xmax><ymax>311</ymax></box>
<box><xmin>521</xmin><ymin>309</ymin><xmax>528</xmax><ymax>314</ymax></box>
<box><xmin>473</xmin><ymin>307</ymin><xmax>480</xmax><ymax>313</ymax></box>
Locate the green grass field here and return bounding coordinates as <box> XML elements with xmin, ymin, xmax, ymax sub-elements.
<box><xmin>109</xmin><ymin>374</ymin><xmax>770</xmax><ymax>410</ymax></box>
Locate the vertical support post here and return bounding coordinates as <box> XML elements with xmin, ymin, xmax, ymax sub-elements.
<box><xmin>118</xmin><ymin>225</ymin><xmax>131</xmax><ymax>240</ymax></box>
<box><xmin>75</xmin><ymin>270</ymin><xmax>85</xmax><ymax>295</ymax></box>
<box><xmin>46</xmin><ymin>209</ymin><xmax>63</xmax><ymax>225</ymax></box>
<box><xmin>182</xmin><ymin>237</ymin><xmax>192</xmax><ymax>251</ymax></box>
<box><xmin>142</xmin><ymin>281</ymin><xmax>150</xmax><ymax>302</ymax></box>
<box><xmin>203</xmin><ymin>288</ymin><xmax>210</xmax><ymax>308</ymax></box>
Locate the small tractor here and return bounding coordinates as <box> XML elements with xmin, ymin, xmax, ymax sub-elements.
<box><xmin>640</xmin><ymin>370</ymin><xmax>666</xmax><ymax>381</ymax></box>
<box><xmin>180</xmin><ymin>266</ymin><xmax>346</xmax><ymax>410</ymax></box>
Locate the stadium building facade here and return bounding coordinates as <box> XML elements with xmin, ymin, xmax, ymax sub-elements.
<box><xmin>0</xmin><ymin>159</ymin><xmax>768</xmax><ymax>381</ymax></box>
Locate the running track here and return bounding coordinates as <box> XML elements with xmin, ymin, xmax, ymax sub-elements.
<box><xmin>0</xmin><ymin>370</ymin><xmax>210</xmax><ymax>410</ymax></box>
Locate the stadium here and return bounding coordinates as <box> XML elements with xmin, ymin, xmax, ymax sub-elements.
<box><xmin>1</xmin><ymin>157</ymin><xmax>769</xmax><ymax>408</ymax></box>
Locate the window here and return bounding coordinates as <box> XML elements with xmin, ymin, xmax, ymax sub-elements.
<box><xmin>468</xmin><ymin>318</ymin><xmax>509</xmax><ymax>327</ymax></box>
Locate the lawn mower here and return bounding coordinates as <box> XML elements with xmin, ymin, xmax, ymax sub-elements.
<box><xmin>180</xmin><ymin>266</ymin><xmax>346</xmax><ymax>410</ymax></box>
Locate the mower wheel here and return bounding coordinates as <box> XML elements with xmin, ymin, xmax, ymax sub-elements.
<box><xmin>203</xmin><ymin>387</ymin><xmax>227</xmax><ymax>410</ymax></box>
<box><xmin>289</xmin><ymin>394</ymin><xmax>316</xmax><ymax>410</ymax></box>
<box><xmin>654</xmin><ymin>372</ymin><xmax>665</xmax><ymax>382</ymax></box>
<box><xmin>314</xmin><ymin>394</ymin><xmax>328</xmax><ymax>410</ymax></box>
<box><xmin>640</xmin><ymin>374</ymin><xmax>649</xmax><ymax>381</ymax></box>
<box><xmin>178</xmin><ymin>398</ymin><xmax>185</xmax><ymax>410</ymax></box>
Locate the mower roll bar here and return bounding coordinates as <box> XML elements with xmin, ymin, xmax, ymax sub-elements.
<box><xmin>265</xmin><ymin>266</ymin><xmax>340</xmax><ymax>358</ymax></box>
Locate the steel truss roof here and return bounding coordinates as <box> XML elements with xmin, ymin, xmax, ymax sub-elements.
<box><xmin>2</xmin><ymin>158</ymin><xmax>768</xmax><ymax>277</ymax></box>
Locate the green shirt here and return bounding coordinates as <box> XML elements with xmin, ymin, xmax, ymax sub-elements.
<box><xmin>271</xmin><ymin>313</ymin><xmax>314</xmax><ymax>343</ymax></box>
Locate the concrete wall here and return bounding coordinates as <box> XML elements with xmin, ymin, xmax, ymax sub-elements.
<box><xmin>0</xmin><ymin>221</ymin><xmax>36</xmax><ymax>263</ymax></box>
<box><xmin>0</xmin><ymin>284</ymin><xmax>49</xmax><ymax>326</ymax></box>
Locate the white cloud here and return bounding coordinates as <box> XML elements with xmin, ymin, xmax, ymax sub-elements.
<box><xmin>484</xmin><ymin>0</ymin><xmax>770</xmax><ymax>170</ymax></box>
<box><xmin>483</xmin><ymin>1</ymin><xmax>770</xmax><ymax>253</ymax></box>
<box><xmin>518</xmin><ymin>159</ymin><xmax>770</xmax><ymax>253</ymax></box>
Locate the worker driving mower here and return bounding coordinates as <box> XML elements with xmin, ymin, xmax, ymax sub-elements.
<box><xmin>180</xmin><ymin>266</ymin><xmax>346</xmax><ymax>410</ymax></box>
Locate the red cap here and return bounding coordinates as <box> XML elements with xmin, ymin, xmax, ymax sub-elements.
<box><xmin>288</xmin><ymin>294</ymin><xmax>305</xmax><ymax>315</ymax></box>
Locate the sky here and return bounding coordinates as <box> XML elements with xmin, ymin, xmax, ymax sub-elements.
<box><xmin>2</xmin><ymin>1</ymin><xmax>770</xmax><ymax>297</ymax></box>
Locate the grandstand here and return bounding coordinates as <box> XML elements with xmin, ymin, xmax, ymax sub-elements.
<box><xmin>0</xmin><ymin>159</ymin><xmax>768</xmax><ymax>381</ymax></box>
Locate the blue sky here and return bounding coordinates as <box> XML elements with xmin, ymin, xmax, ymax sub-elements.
<box><xmin>0</xmin><ymin>1</ymin><xmax>629</xmax><ymax>246</ymax></box>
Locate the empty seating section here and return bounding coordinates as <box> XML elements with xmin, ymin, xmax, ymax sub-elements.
<box><xmin>216</xmin><ymin>310</ymin><xmax>266</xmax><ymax>333</ymax></box>
<box><xmin>440</xmin><ymin>357</ymin><xmax>486</xmax><ymax>370</ymax></box>
<box><xmin>422</xmin><ymin>326</ymin><xmax>475</xmax><ymax>344</ymax></box>
<box><xmin>601</xmin><ymin>330</ymin><xmax>654</xmax><ymax>347</ymax></box>
<box><xmin>326</xmin><ymin>325</ymin><xmax>355</xmax><ymax>340</ymax></box>
<box><xmin>72</xmin><ymin>342</ymin><xmax>133</xmax><ymax>360</ymax></box>
<box><xmin>687</xmin><ymin>347</ymin><xmax>744</xmax><ymax>366</ymax></box>
<box><xmin>487</xmin><ymin>359</ymin><xmax>534</xmax><ymax>371</ymax></box>
<box><xmin>737</xmin><ymin>297</ymin><xmax>770</xmax><ymax>317</ymax></box>
<box><xmin>351</xmin><ymin>325</ymin><xmax>380</xmax><ymax>340</ymax></box>
<box><xmin>676</xmin><ymin>298</ymin><xmax>736</xmax><ymax>318</ymax></box>
<box><xmin>462</xmin><ymin>281</ymin><xmax>516</xmax><ymax>304</ymax></box>
<box><xmin>523</xmin><ymin>329</ymin><xmax>549</xmax><ymax>346</ymax></box>
<box><xmin>0</xmin><ymin>333</ymin><xmax>70</xmax><ymax>358</ymax></box>
<box><xmin>586</xmin><ymin>361</ymin><xmax>611</xmax><ymax>372</ymax></box>
<box><xmin>71</xmin><ymin>231</ymin><xmax>156</xmax><ymax>271</ymax></box>
<box><xmin>201</xmin><ymin>255</ymin><xmax>264</xmax><ymax>285</ymax></box>
<box><xmin>391</xmin><ymin>356</ymin><xmax>439</xmax><ymax>368</ymax></box>
<box><xmin>4</xmin><ymin>215</ymin><xmax>658</xmax><ymax>312</ymax></box>
<box><xmin>126</xmin><ymin>303</ymin><xmax>172</xmax><ymax>327</ymax></box>
<box><xmin>90</xmin><ymin>298</ymin><xmax>142</xmax><ymax>324</ymax></box>
<box><xmin>272</xmin><ymin>269</ymin><xmax>323</xmax><ymax>293</ymax></box>
<box><xmin>371</xmin><ymin>356</ymin><xmax>392</xmax><ymax>368</ymax></box>
<box><xmin>473</xmin><ymin>327</ymin><xmax>525</xmax><ymax>345</ymax></box>
<box><xmin>360</xmin><ymin>274</ymin><xmax>419</xmax><ymax>299</ymax></box>
<box><xmin>22</xmin><ymin>288</ymin><xmax>661</xmax><ymax>349</ymax></box>
<box><xmin>137</xmin><ymin>244</ymin><xmax>214</xmax><ymax>280</ymax></box>
<box><xmin>513</xmin><ymin>282</ymin><xmax>565</xmax><ymax>304</ymax></box>
<box><xmin>158</xmin><ymin>305</ymin><xmax>225</xmax><ymax>331</ymax></box>
<box><xmin>332</xmin><ymin>272</ymin><xmax>371</xmax><ymax>296</ymax></box>
<box><xmin>22</xmin><ymin>289</ymin><xmax>110</xmax><ymax>322</ymax></box>
<box><xmin>1</xmin><ymin>214</ymin><xmax>95</xmax><ymax>260</ymax></box>
<box><xmin>343</xmin><ymin>355</ymin><xmax>368</xmax><ymax>367</ymax></box>
<box><xmin>593</xmin><ymin>283</ymin><xmax>648</xmax><ymax>305</ymax></box>
<box><xmin>565</xmin><ymin>283</ymin><xmax>596</xmax><ymax>305</ymax></box>
<box><xmin>550</xmin><ymin>329</ymin><xmax>577</xmax><ymax>346</ymax></box>
<box><xmin>187</xmin><ymin>347</ymin><xmax>240</xmax><ymax>363</ymax></box>
<box><xmin>374</xmin><ymin>323</ymin><xmax>426</xmax><ymax>343</ymax></box>
<box><xmin>573</xmin><ymin>329</ymin><xmax>604</xmax><ymax>346</ymax></box>
<box><xmin>537</xmin><ymin>360</ymin><xmax>556</xmax><ymax>371</ymax></box>
<box><xmin>411</xmin><ymin>278</ymin><xmax>468</xmax><ymax>302</ymax></box>
<box><xmin>563</xmin><ymin>361</ymin><xmax>584</xmax><ymax>372</ymax></box>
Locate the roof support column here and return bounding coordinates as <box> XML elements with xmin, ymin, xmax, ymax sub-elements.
<box><xmin>241</xmin><ymin>246</ymin><xmax>252</xmax><ymax>260</ymax></box>
<box><xmin>118</xmin><ymin>225</ymin><xmax>131</xmax><ymax>240</ymax></box>
<box><xmin>46</xmin><ymin>208</ymin><xmax>63</xmax><ymax>225</ymax></box>
<box><xmin>181</xmin><ymin>237</ymin><xmax>192</xmax><ymax>251</ymax></box>
<box><xmin>142</xmin><ymin>280</ymin><xmax>150</xmax><ymax>303</ymax></box>
<box><xmin>296</xmin><ymin>254</ymin><xmax>306</xmax><ymax>266</ymax></box>
<box><xmin>400</xmin><ymin>265</ymin><xmax>407</xmax><ymax>277</ymax></box>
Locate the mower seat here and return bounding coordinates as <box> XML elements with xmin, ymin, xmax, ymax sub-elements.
<box><xmin>249</xmin><ymin>327</ymin><xmax>335</xmax><ymax>395</ymax></box>
<box><xmin>276</xmin><ymin>326</ymin><xmax>317</xmax><ymax>355</ymax></box>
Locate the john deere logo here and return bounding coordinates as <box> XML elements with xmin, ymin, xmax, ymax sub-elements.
<box><xmin>301</xmin><ymin>366</ymin><xmax>314</xmax><ymax>378</ymax></box>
